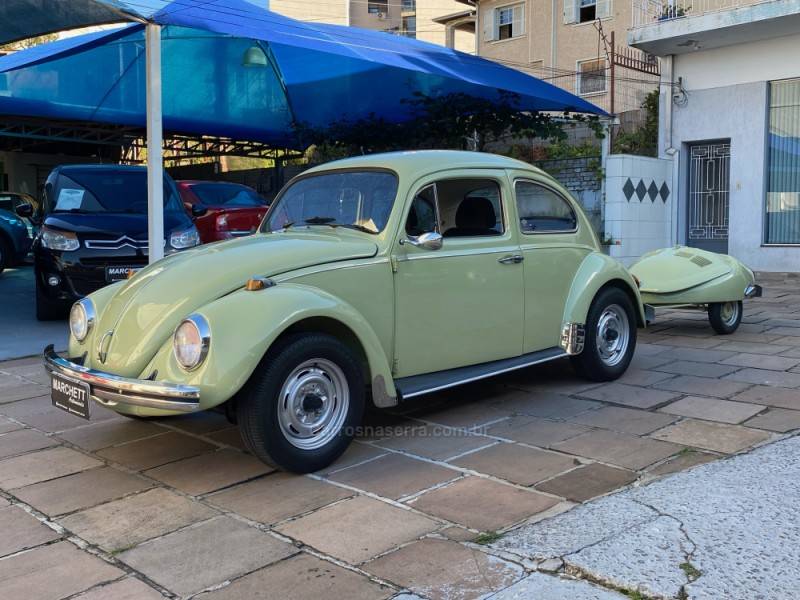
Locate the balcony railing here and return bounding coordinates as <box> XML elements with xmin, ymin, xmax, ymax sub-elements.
<box><xmin>631</xmin><ymin>0</ymin><xmax>774</xmax><ymax>28</ymax></box>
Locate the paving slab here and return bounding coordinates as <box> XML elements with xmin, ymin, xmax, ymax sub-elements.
<box><xmin>276</xmin><ymin>495</ymin><xmax>439</xmax><ymax>564</ymax></box>
<box><xmin>715</xmin><ymin>341</ymin><xmax>792</xmax><ymax>355</ymax></box>
<box><xmin>654</xmin><ymin>360</ymin><xmax>740</xmax><ymax>378</ymax></box>
<box><xmin>535</xmin><ymin>463</ymin><xmax>637</xmax><ymax>503</ymax></box>
<box><xmin>208</xmin><ymin>472</ymin><xmax>352</xmax><ymax>525</ymax></box>
<box><xmin>14</xmin><ymin>466</ymin><xmax>152</xmax><ymax>517</ymax></box>
<box><xmin>650</xmin><ymin>419</ymin><xmax>772</xmax><ymax>454</ymax></box>
<box><xmin>73</xmin><ymin>577</ymin><xmax>165</xmax><ymax>600</ymax></box>
<box><xmin>14</xmin><ymin>406</ymin><xmax>102</xmax><ymax>433</ymax></box>
<box><xmin>408</xmin><ymin>476</ymin><xmax>558</xmax><ymax>531</ymax></box>
<box><xmin>0</xmin><ymin>446</ymin><xmax>102</xmax><ymax>489</ymax></box>
<box><xmin>373</xmin><ymin>424</ymin><xmax>492</xmax><ymax>461</ymax></box>
<box><xmin>647</xmin><ymin>450</ymin><xmax>718</xmax><ymax>477</ymax></box>
<box><xmin>552</xmin><ymin>429</ymin><xmax>682</xmax><ymax>470</ymax></box>
<box><xmin>0</xmin><ymin>427</ymin><xmax>58</xmax><ymax>458</ymax></box>
<box><xmin>657</xmin><ymin>335</ymin><xmax>724</xmax><ymax>349</ymax></box>
<box><xmin>658</xmin><ymin>347</ymin><xmax>737</xmax><ymax>364</ymax></box>
<box><xmin>97</xmin><ymin>431</ymin><xmax>216</xmax><ymax>471</ymax></box>
<box><xmin>744</xmin><ymin>408</ymin><xmax>800</xmax><ymax>432</ymax></box>
<box><xmin>653</xmin><ymin>374</ymin><xmax>752</xmax><ymax>399</ymax></box>
<box><xmin>0</xmin><ymin>416</ymin><xmax>23</xmax><ymax>433</ymax></box>
<box><xmin>0</xmin><ymin>383</ymin><xmax>48</xmax><ymax>403</ymax></box>
<box><xmin>568</xmin><ymin>406</ymin><xmax>678</xmax><ymax>435</ymax></box>
<box><xmin>120</xmin><ymin>515</ymin><xmax>295</xmax><ymax>597</ymax></box>
<box><xmin>329</xmin><ymin>452</ymin><xmax>458</xmax><ymax>500</ymax></box>
<box><xmin>492</xmin><ymin>392</ymin><xmax>603</xmax><ymax>419</ymax></box>
<box><xmin>366</xmin><ymin>538</ymin><xmax>523</xmax><ymax>600</ymax></box>
<box><xmin>720</xmin><ymin>352</ymin><xmax>800</xmax><ymax>371</ymax></box>
<box><xmin>59</xmin><ymin>487</ymin><xmax>217</xmax><ymax>552</ymax></box>
<box><xmin>492</xmin><ymin>572</ymin><xmax>629</xmax><ymax>599</ymax></box>
<box><xmin>205</xmin><ymin>426</ymin><xmax>247</xmax><ymax>451</ymax></box>
<box><xmin>156</xmin><ymin>411</ymin><xmax>232</xmax><ymax>434</ymax></box>
<box><xmin>730</xmin><ymin>385</ymin><xmax>800</xmax><ymax>409</ymax></box>
<box><xmin>415</xmin><ymin>399</ymin><xmax>509</xmax><ymax>429</ymax></box>
<box><xmin>0</xmin><ymin>541</ymin><xmax>122</xmax><ymax>600</ymax></box>
<box><xmin>485</xmin><ymin>416</ymin><xmax>590</xmax><ymax>447</ymax></box>
<box><xmin>57</xmin><ymin>419</ymin><xmax>163</xmax><ymax>451</ymax></box>
<box><xmin>450</xmin><ymin>442</ymin><xmax>576</xmax><ymax>486</ymax></box>
<box><xmin>723</xmin><ymin>367</ymin><xmax>800</xmax><ymax>388</ymax></box>
<box><xmin>616</xmin><ymin>368</ymin><xmax>675</xmax><ymax>387</ymax></box>
<box><xmin>315</xmin><ymin>441</ymin><xmax>387</xmax><ymax>475</ymax></box>
<box><xmin>0</xmin><ymin>504</ymin><xmax>60</xmax><ymax>557</ymax></box>
<box><xmin>196</xmin><ymin>552</ymin><xmax>392</xmax><ymax>600</ymax></box>
<box><xmin>577</xmin><ymin>383</ymin><xmax>679</xmax><ymax>410</ymax></box>
<box><xmin>144</xmin><ymin>448</ymin><xmax>273</xmax><ymax>496</ymax></box>
<box><xmin>659</xmin><ymin>396</ymin><xmax>765</xmax><ymax>424</ymax></box>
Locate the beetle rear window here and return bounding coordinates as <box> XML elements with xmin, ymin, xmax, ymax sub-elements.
<box><xmin>515</xmin><ymin>181</ymin><xmax>577</xmax><ymax>233</ymax></box>
<box><xmin>265</xmin><ymin>171</ymin><xmax>398</xmax><ymax>234</ymax></box>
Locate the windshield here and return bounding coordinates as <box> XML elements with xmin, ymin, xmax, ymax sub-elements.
<box><xmin>50</xmin><ymin>170</ymin><xmax>184</xmax><ymax>214</ymax></box>
<box><xmin>264</xmin><ymin>171</ymin><xmax>398</xmax><ymax>234</ymax></box>
<box><xmin>190</xmin><ymin>183</ymin><xmax>267</xmax><ymax>207</ymax></box>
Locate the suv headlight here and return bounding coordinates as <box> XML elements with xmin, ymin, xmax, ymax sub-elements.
<box><xmin>69</xmin><ymin>299</ymin><xmax>95</xmax><ymax>342</ymax></box>
<box><xmin>173</xmin><ymin>314</ymin><xmax>210</xmax><ymax>370</ymax></box>
<box><xmin>170</xmin><ymin>226</ymin><xmax>201</xmax><ymax>249</ymax></box>
<box><xmin>41</xmin><ymin>227</ymin><xmax>80</xmax><ymax>251</ymax></box>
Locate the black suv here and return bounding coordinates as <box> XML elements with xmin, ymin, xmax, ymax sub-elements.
<box><xmin>29</xmin><ymin>165</ymin><xmax>200</xmax><ymax>320</ymax></box>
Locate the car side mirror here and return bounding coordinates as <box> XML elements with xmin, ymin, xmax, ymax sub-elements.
<box><xmin>400</xmin><ymin>231</ymin><xmax>443</xmax><ymax>251</ymax></box>
<box><xmin>191</xmin><ymin>204</ymin><xmax>207</xmax><ymax>218</ymax></box>
<box><xmin>15</xmin><ymin>203</ymin><xmax>33</xmax><ymax>218</ymax></box>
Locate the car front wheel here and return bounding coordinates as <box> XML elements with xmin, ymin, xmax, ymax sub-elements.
<box><xmin>708</xmin><ymin>301</ymin><xmax>742</xmax><ymax>335</ymax></box>
<box><xmin>571</xmin><ymin>287</ymin><xmax>637</xmax><ymax>381</ymax></box>
<box><xmin>238</xmin><ymin>333</ymin><xmax>365</xmax><ymax>473</ymax></box>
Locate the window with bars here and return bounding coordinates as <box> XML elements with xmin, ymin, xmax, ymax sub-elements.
<box><xmin>577</xmin><ymin>59</ymin><xmax>606</xmax><ymax>96</ymax></box>
<box><xmin>766</xmin><ymin>78</ymin><xmax>800</xmax><ymax>245</ymax></box>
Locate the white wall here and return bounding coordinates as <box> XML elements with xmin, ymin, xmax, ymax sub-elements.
<box><xmin>665</xmin><ymin>34</ymin><xmax>800</xmax><ymax>272</ymax></box>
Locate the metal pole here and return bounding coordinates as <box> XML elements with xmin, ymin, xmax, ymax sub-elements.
<box><xmin>146</xmin><ymin>23</ymin><xmax>164</xmax><ymax>264</ymax></box>
<box><xmin>609</xmin><ymin>30</ymin><xmax>615</xmax><ymax>150</ymax></box>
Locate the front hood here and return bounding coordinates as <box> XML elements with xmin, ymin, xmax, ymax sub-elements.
<box><xmin>45</xmin><ymin>212</ymin><xmax>191</xmax><ymax>237</ymax></box>
<box><xmin>93</xmin><ymin>231</ymin><xmax>378</xmax><ymax>376</ymax></box>
<box><xmin>629</xmin><ymin>246</ymin><xmax>733</xmax><ymax>294</ymax></box>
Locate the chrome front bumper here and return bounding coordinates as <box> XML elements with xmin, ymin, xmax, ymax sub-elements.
<box><xmin>44</xmin><ymin>345</ymin><xmax>201</xmax><ymax>413</ymax></box>
<box><xmin>745</xmin><ymin>284</ymin><xmax>763</xmax><ymax>298</ymax></box>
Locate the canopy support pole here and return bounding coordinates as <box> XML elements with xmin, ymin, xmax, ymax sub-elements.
<box><xmin>146</xmin><ymin>23</ymin><xmax>164</xmax><ymax>264</ymax></box>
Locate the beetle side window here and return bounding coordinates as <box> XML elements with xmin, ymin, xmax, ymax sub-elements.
<box><xmin>515</xmin><ymin>181</ymin><xmax>577</xmax><ymax>233</ymax></box>
<box><xmin>437</xmin><ymin>179</ymin><xmax>503</xmax><ymax>238</ymax></box>
<box><xmin>405</xmin><ymin>185</ymin><xmax>439</xmax><ymax>236</ymax></box>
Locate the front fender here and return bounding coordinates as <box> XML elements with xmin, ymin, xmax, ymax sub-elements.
<box><xmin>141</xmin><ymin>283</ymin><xmax>396</xmax><ymax>411</ymax></box>
<box><xmin>563</xmin><ymin>253</ymin><xmax>646</xmax><ymax>327</ymax></box>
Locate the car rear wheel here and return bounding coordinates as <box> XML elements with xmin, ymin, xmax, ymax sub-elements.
<box><xmin>571</xmin><ymin>287</ymin><xmax>637</xmax><ymax>381</ymax></box>
<box><xmin>238</xmin><ymin>333</ymin><xmax>365</xmax><ymax>473</ymax></box>
<box><xmin>35</xmin><ymin>279</ymin><xmax>68</xmax><ymax>321</ymax></box>
<box><xmin>708</xmin><ymin>301</ymin><xmax>742</xmax><ymax>335</ymax></box>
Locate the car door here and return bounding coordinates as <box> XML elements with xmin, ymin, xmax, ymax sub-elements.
<box><xmin>513</xmin><ymin>176</ymin><xmax>594</xmax><ymax>352</ymax></box>
<box><xmin>392</xmin><ymin>171</ymin><xmax>524</xmax><ymax>377</ymax></box>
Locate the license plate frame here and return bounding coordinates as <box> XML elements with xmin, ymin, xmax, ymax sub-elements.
<box><xmin>50</xmin><ymin>372</ymin><xmax>91</xmax><ymax>420</ymax></box>
<box><xmin>105</xmin><ymin>265</ymin><xmax>141</xmax><ymax>283</ymax></box>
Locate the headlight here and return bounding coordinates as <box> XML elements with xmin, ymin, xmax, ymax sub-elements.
<box><xmin>170</xmin><ymin>226</ymin><xmax>201</xmax><ymax>249</ymax></box>
<box><xmin>7</xmin><ymin>217</ymin><xmax>25</xmax><ymax>228</ymax></box>
<box><xmin>173</xmin><ymin>314</ymin><xmax>210</xmax><ymax>370</ymax></box>
<box><xmin>69</xmin><ymin>299</ymin><xmax>95</xmax><ymax>342</ymax></box>
<box><xmin>41</xmin><ymin>227</ymin><xmax>80</xmax><ymax>251</ymax></box>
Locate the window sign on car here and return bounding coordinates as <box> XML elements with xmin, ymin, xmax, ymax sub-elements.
<box><xmin>56</xmin><ymin>189</ymin><xmax>84</xmax><ymax>211</ymax></box>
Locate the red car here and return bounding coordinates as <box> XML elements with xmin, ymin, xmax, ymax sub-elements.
<box><xmin>177</xmin><ymin>181</ymin><xmax>269</xmax><ymax>243</ymax></box>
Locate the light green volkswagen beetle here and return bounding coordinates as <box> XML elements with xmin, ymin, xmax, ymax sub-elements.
<box><xmin>45</xmin><ymin>151</ymin><xmax>647</xmax><ymax>472</ymax></box>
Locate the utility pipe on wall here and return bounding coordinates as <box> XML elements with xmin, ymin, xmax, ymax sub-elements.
<box><xmin>145</xmin><ymin>23</ymin><xmax>164</xmax><ymax>264</ymax></box>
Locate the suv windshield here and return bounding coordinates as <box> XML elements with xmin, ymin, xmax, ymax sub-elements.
<box><xmin>265</xmin><ymin>171</ymin><xmax>398</xmax><ymax>234</ymax></box>
<box><xmin>190</xmin><ymin>183</ymin><xmax>267</xmax><ymax>207</ymax></box>
<box><xmin>50</xmin><ymin>170</ymin><xmax>183</xmax><ymax>214</ymax></box>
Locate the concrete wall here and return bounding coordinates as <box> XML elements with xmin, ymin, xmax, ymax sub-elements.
<box><xmin>604</xmin><ymin>154</ymin><xmax>674</xmax><ymax>265</ymax></box>
<box><xmin>0</xmin><ymin>152</ymin><xmax>100</xmax><ymax>198</ymax></box>
<box><xmin>660</xmin><ymin>31</ymin><xmax>800</xmax><ymax>272</ymax></box>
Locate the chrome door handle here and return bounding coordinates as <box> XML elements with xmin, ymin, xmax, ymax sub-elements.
<box><xmin>498</xmin><ymin>254</ymin><xmax>524</xmax><ymax>264</ymax></box>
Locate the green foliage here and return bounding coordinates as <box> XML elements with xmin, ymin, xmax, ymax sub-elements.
<box><xmin>1</xmin><ymin>33</ymin><xmax>58</xmax><ymax>51</ymax></box>
<box><xmin>679</xmin><ymin>561</ymin><xmax>702</xmax><ymax>581</ymax></box>
<box><xmin>472</xmin><ymin>531</ymin><xmax>503</xmax><ymax>545</ymax></box>
<box><xmin>539</xmin><ymin>139</ymin><xmax>601</xmax><ymax>160</ymax></box>
<box><xmin>294</xmin><ymin>92</ymin><xmax>605</xmax><ymax>160</ymax></box>
<box><xmin>612</xmin><ymin>89</ymin><xmax>659</xmax><ymax>157</ymax></box>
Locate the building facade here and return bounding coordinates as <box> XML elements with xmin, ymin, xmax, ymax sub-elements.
<box><xmin>629</xmin><ymin>0</ymin><xmax>800</xmax><ymax>272</ymax></box>
<box><xmin>269</xmin><ymin>1</ymin><xmax>475</xmax><ymax>53</ymax></box>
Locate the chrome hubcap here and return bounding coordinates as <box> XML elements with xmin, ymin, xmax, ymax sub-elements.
<box><xmin>277</xmin><ymin>358</ymin><xmax>349</xmax><ymax>450</ymax></box>
<box><xmin>596</xmin><ymin>304</ymin><xmax>630</xmax><ymax>367</ymax></box>
<box><xmin>720</xmin><ymin>302</ymin><xmax>739</xmax><ymax>326</ymax></box>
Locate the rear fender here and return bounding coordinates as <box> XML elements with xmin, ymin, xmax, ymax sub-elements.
<box><xmin>563</xmin><ymin>253</ymin><xmax>646</xmax><ymax>329</ymax></box>
<box><xmin>143</xmin><ymin>283</ymin><xmax>397</xmax><ymax>411</ymax></box>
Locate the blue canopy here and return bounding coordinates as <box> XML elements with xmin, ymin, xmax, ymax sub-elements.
<box><xmin>0</xmin><ymin>0</ymin><xmax>606</xmax><ymax>148</ymax></box>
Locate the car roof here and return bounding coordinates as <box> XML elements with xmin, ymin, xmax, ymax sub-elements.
<box><xmin>302</xmin><ymin>150</ymin><xmax>543</xmax><ymax>179</ymax></box>
<box><xmin>56</xmin><ymin>164</ymin><xmax>146</xmax><ymax>173</ymax></box>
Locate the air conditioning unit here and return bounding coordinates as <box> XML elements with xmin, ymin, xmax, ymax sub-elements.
<box><xmin>377</xmin><ymin>11</ymin><xmax>387</xmax><ymax>20</ymax></box>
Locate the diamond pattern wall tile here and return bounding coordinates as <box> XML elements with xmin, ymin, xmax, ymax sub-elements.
<box><xmin>647</xmin><ymin>181</ymin><xmax>659</xmax><ymax>202</ymax></box>
<box><xmin>635</xmin><ymin>179</ymin><xmax>647</xmax><ymax>201</ymax></box>
<box><xmin>659</xmin><ymin>182</ymin><xmax>670</xmax><ymax>203</ymax></box>
<box><xmin>623</xmin><ymin>178</ymin><xmax>635</xmax><ymax>202</ymax></box>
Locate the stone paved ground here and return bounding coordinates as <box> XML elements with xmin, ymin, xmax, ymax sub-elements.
<box><xmin>0</xmin><ymin>271</ymin><xmax>798</xmax><ymax>599</ymax></box>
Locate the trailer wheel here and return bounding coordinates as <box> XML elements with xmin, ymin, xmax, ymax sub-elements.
<box><xmin>708</xmin><ymin>301</ymin><xmax>742</xmax><ymax>335</ymax></box>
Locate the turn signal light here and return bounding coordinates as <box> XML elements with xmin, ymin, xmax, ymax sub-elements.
<box><xmin>245</xmin><ymin>277</ymin><xmax>275</xmax><ymax>291</ymax></box>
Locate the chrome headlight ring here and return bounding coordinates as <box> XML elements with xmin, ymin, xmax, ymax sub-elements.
<box><xmin>173</xmin><ymin>314</ymin><xmax>211</xmax><ymax>371</ymax></box>
<box><xmin>69</xmin><ymin>299</ymin><xmax>96</xmax><ymax>342</ymax></box>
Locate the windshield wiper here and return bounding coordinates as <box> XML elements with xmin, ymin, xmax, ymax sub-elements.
<box><xmin>303</xmin><ymin>216</ymin><xmax>338</xmax><ymax>226</ymax></box>
<box><xmin>339</xmin><ymin>223</ymin><xmax>377</xmax><ymax>234</ymax></box>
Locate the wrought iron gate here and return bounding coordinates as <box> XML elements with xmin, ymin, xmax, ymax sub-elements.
<box><xmin>688</xmin><ymin>141</ymin><xmax>730</xmax><ymax>253</ymax></box>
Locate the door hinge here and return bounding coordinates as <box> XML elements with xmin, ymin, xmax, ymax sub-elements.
<box><xmin>390</xmin><ymin>256</ymin><xmax>398</xmax><ymax>273</ymax></box>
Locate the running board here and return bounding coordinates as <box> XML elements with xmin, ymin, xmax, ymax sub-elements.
<box><xmin>395</xmin><ymin>347</ymin><xmax>567</xmax><ymax>400</ymax></box>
